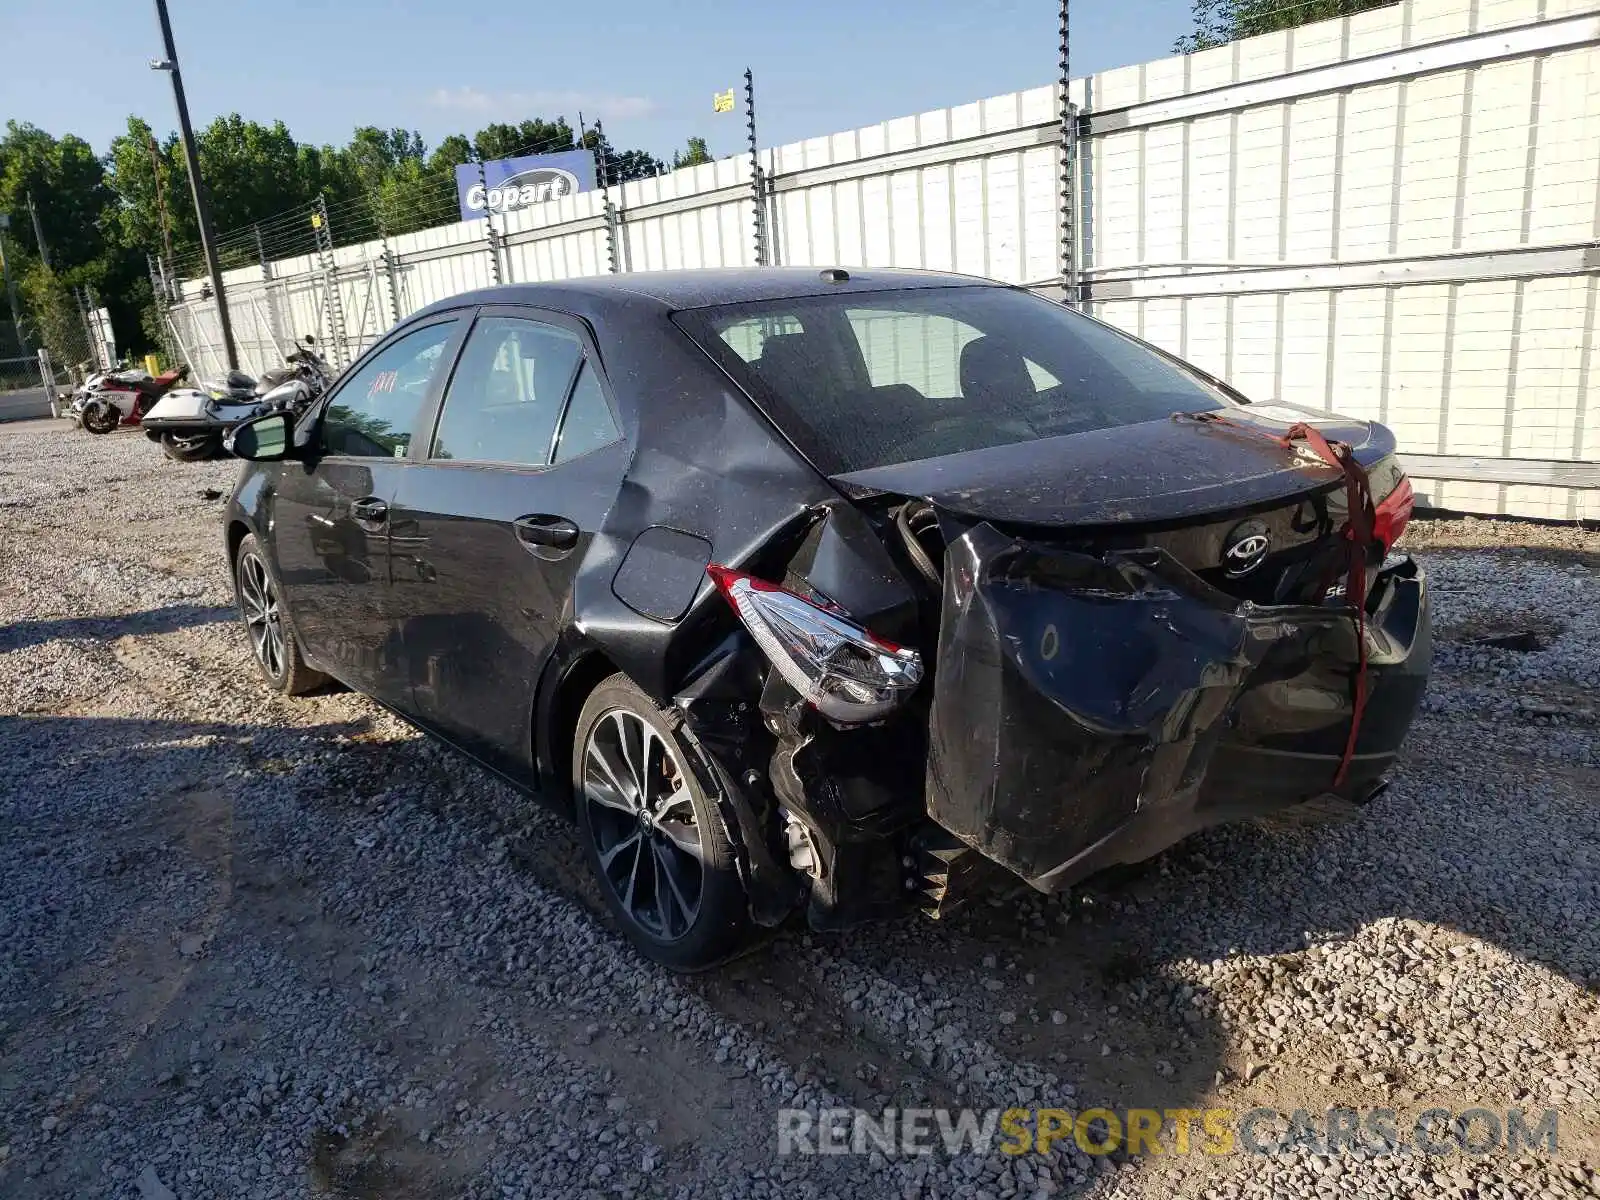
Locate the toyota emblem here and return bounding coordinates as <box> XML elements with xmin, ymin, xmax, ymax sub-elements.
<box><xmin>1223</xmin><ymin>521</ymin><xmax>1272</xmax><ymax>577</ymax></box>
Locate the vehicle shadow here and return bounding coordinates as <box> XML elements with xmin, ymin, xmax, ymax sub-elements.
<box><xmin>732</xmin><ymin>632</ymin><xmax>1598</xmax><ymax>1191</ymax></box>
<box><xmin>0</xmin><ymin>603</ymin><xmax>234</xmax><ymax>652</ymax></box>
<box><xmin>860</xmin><ymin>696</ymin><xmax>1599</xmax><ymax>1173</ymax></box>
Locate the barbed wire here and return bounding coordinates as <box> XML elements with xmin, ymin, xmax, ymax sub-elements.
<box><xmin>163</xmin><ymin>127</ymin><xmax>615</xmax><ymax>286</ymax></box>
<box><xmin>159</xmin><ymin>1</ymin><xmax>1463</xmax><ymax>292</ymax></box>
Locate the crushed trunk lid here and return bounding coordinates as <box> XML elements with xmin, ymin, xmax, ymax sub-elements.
<box><xmin>831</xmin><ymin>404</ymin><xmax>1388</xmax><ymax>526</ymax></box>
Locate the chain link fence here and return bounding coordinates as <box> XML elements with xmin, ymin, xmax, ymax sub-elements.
<box><xmin>0</xmin><ymin>316</ymin><xmax>88</xmax><ymax>421</ymax></box>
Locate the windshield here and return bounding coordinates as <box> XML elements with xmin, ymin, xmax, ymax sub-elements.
<box><xmin>678</xmin><ymin>286</ymin><xmax>1230</xmax><ymax>475</ymax></box>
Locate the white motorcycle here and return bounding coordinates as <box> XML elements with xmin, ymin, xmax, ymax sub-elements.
<box><xmin>67</xmin><ymin>362</ymin><xmax>190</xmax><ymax>434</ymax></box>
<box><xmin>142</xmin><ymin>337</ymin><xmax>334</xmax><ymax>463</ymax></box>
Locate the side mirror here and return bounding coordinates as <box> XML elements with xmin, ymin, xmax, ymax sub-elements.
<box><xmin>302</xmin><ymin>334</ymin><xmax>316</xmax><ymax>346</ymax></box>
<box><xmin>227</xmin><ymin>411</ymin><xmax>294</xmax><ymax>461</ymax></box>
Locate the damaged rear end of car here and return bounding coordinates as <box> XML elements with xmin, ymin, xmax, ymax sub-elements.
<box><xmin>668</xmin><ymin>281</ymin><xmax>1431</xmax><ymax>930</ymax></box>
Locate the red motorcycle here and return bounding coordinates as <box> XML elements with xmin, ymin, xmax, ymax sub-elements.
<box><xmin>74</xmin><ymin>364</ymin><xmax>190</xmax><ymax>434</ymax></box>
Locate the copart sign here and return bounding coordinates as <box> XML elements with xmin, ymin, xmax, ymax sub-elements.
<box><xmin>454</xmin><ymin>150</ymin><xmax>597</xmax><ymax>222</ymax></box>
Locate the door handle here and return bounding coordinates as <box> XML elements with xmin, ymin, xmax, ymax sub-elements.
<box><xmin>351</xmin><ymin>496</ymin><xmax>389</xmax><ymax>531</ymax></box>
<box><xmin>513</xmin><ymin>514</ymin><xmax>579</xmax><ymax>550</ymax></box>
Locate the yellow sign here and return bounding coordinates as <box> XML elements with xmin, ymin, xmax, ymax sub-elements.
<box><xmin>310</xmin><ymin>212</ymin><xmax>323</xmax><ymax>229</ymax></box>
<box><xmin>713</xmin><ymin>88</ymin><xmax>736</xmax><ymax>114</ymax></box>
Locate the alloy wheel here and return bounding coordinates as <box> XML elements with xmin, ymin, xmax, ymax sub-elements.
<box><xmin>237</xmin><ymin>552</ymin><xmax>285</xmax><ymax>679</ymax></box>
<box><xmin>582</xmin><ymin>708</ymin><xmax>704</xmax><ymax>943</ymax></box>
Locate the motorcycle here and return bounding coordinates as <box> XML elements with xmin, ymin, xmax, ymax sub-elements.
<box><xmin>141</xmin><ymin>336</ymin><xmax>334</xmax><ymax>463</ymax></box>
<box><xmin>70</xmin><ymin>363</ymin><xmax>190</xmax><ymax>434</ymax></box>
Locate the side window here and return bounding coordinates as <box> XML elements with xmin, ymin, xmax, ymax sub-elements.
<box><xmin>430</xmin><ymin>316</ymin><xmax>583</xmax><ymax>465</ymax></box>
<box><xmin>320</xmin><ymin>321</ymin><xmax>457</xmax><ymax>458</ymax></box>
<box><xmin>553</xmin><ymin>362</ymin><xmax>620</xmax><ymax>463</ymax></box>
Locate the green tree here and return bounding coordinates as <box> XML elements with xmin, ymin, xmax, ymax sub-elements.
<box><xmin>0</xmin><ymin>121</ymin><xmax>146</xmax><ymax>363</ymax></box>
<box><xmin>1174</xmin><ymin>0</ymin><xmax>1393</xmax><ymax>52</ymax></box>
<box><xmin>5</xmin><ymin>108</ymin><xmax>679</xmax><ymax>355</ymax></box>
<box><xmin>429</xmin><ymin>135</ymin><xmax>474</xmax><ymax>173</ymax></box>
<box><xmin>473</xmin><ymin>118</ymin><xmax>576</xmax><ymax>161</ymax></box>
<box><xmin>104</xmin><ymin>117</ymin><xmax>186</xmax><ymax>254</ymax></box>
<box><xmin>672</xmin><ymin>137</ymin><xmax>714</xmax><ymax>170</ymax></box>
<box><xmin>0</xmin><ymin>121</ymin><xmax>113</xmax><ymax>271</ymax></box>
<box><xmin>191</xmin><ymin>115</ymin><xmax>316</xmax><ymax>234</ymax></box>
<box><xmin>17</xmin><ymin>260</ymin><xmax>92</xmax><ymax>367</ymax></box>
<box><xmin>607</xmin><ymin>148</ymin><xmax>664</xmax><ymax>184</ymax></box>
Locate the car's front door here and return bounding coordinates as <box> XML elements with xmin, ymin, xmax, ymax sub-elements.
<box><xmin>270</xmin><ymin>316</ymin><xmax>465</xmax><ymax>703</ymax></box>
<box><xmin>386</xmin><ymin>308</ymin><xmax>627</xmax><ymax>779</ymax></box>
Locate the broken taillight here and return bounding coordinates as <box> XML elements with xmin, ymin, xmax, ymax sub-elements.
<box><xmin>1372</xmin><ymin>476</ymin><xmax>1415</xmax><ymax>549</ymax></box>
<box><xmin>705</xmin><ymin>564</ymin><xmax>923</xmax><ymax>723</ymax></box>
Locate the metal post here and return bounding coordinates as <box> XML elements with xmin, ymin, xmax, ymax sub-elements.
<box><xmin>1059</xmin><ymin>0</ymin><xmax>1079</xmax><ymax>306</ymax></box>
<box><xmin>591</xmin><ymin>119</ymin><xmax>621</xmax><ymax>274</ymax></box>
<box><xmin>475</xmin><ymin>155</ymin><xmax>503</xmax><ymax>286</ymax></box>
<box><xmin>379</xmin><ymin>237</ymin><xmax>402</xmax><ymax>325</ymax></box>
<box><xmin>372</xmin><ymin>194</ymin><xmax>403</xmax><ymax>327</ymax></box>
<box><xmin>145</xmin><ymin>253</ymin><xmax>172</xmax><ymax>365</ymax></box>
<box><xmin>27</xmin><ymin>192</ymin><xmax>51</xmax><ymax>270</ymax></box>
<box><xmin>39</xmin><ymin>349</ymin><xmax>59</xmax><ymax>418</ymax></box>
<box><xmin>744</xmin><ymin>69</ymin><xmax>767</xmax><ymax>267</ymax></box>
<box><xmin>74</xmin><ymin>287</ymin><xmax>97</xmax><ymax>369</ymax></box>
<box><xmin>252</xmin><ymin>226</ymin><xmax>288</xmax><ymax>353</ymax></box>
<box><xmin>85</xmin><ymin>285</ymin><xmax>111</xmax><ymax>368</ymax></box>
<box><xmin>313</xmin><ymin>195</ymin><xmax>348</xmax><ymax>368</ymax></box>
<box><xmin>151</xmin><ymin>0</ymin><xmax>237</xmax><ymax>370</ymax></box>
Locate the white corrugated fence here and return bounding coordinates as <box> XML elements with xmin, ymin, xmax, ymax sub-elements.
<box><xmin>167</xmin><ymin>0</ymin><xmax>1600</xmax><ymax>519</ymax></box>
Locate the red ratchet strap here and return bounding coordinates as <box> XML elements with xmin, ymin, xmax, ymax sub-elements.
<box><xmin>1173</xmin><ymin>411</ymin><xmax>1375</xmax><ymax>787</ymax></box>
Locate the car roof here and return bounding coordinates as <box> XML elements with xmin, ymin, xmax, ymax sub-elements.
<box><xmin>409</xmin><ymin>267</ymin><xmax>1000</xmax><ymax>320</ymax></box>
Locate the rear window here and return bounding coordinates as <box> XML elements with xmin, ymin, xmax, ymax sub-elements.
<box><xmin>677</xmin><ymin>286</ymin><xmax>1229</xmax><ymax>474</ymax></box>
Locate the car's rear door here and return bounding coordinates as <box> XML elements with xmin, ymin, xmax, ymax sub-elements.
<box><xmin>270</xmin><ymin>315</ymin><xmax>466</xmax><ymax>704</ymax></box>
<box><xmin>386</xmin><ymin>306</ymin><xmax>628</xmax><ymax>780</ymax></box>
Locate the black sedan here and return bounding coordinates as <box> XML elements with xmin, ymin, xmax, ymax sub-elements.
<box><xmin>223</xmin><ymin>268</ymin><xmax>1430</xmax><ymax>970</ymax></box>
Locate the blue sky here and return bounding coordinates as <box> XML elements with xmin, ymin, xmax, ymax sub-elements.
<box><xmin>3</xmin><ymin>0</ymin><xmax>1197</xmax><ymax>159</ymax></box>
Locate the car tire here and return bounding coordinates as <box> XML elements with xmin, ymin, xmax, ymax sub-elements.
<box><xmin>161</xmin><ymin>430</ymin><xmax>222</xmax><ymax>462</ymax></box>
<box><xmin>573</xmin><ymin>674</ymin><xmax>751</xmax><ymax>971</ymax></box>
<box><xmin>234</xmin><ymin>534</ymin><xmax>327</xmax><ymax>696</ymax></box>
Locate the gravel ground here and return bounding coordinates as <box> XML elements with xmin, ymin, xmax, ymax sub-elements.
<box><xmin>0</xmin><ymin>420</ymin><xmax>1595</xmax><ymax>1199</ymax></box>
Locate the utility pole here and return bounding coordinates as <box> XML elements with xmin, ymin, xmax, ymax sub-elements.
<box><xmin>147</xmin><ymin>133</ymin><xmax>175</xmax><ymax>268</ymax></box>
<box><xmin>150</xmin><ymin>0</ymin><xmax>237</xmax><ymax>370</ymax></box>
<box><xmin>27</xmin><ymin>192</ymin><xmax>51</xmax><ymax>269</ymax></box>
